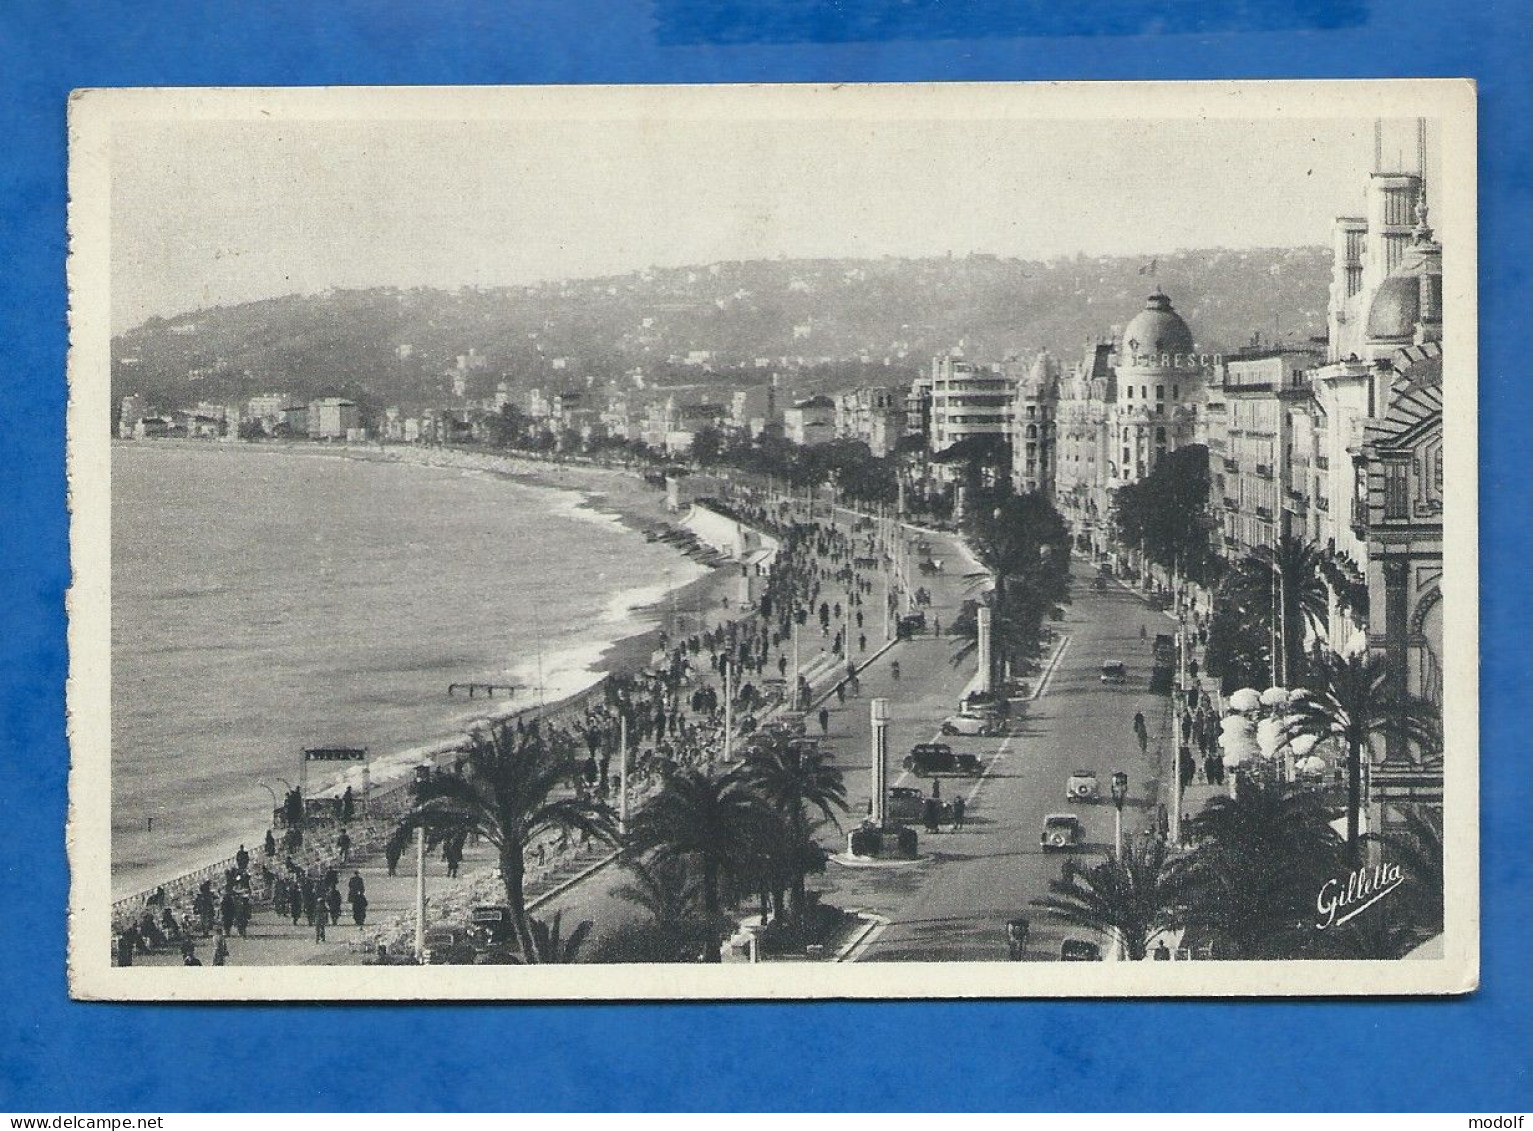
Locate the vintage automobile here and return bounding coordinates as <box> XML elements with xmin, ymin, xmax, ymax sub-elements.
<box><xmin>1060</xmin><ymin>938</ymin><xmax>1104</xmax><ymax>961</ymax></box>
<box><xmin>1100</xmin><ymin>661</ymin><xmax>1128</xmax><ymax>684</ymax></box>
<box><xmin>959</xmin><ymin>691</ymin><xmax>1007</xmax><ymax>718</ymax></box>
<box><xmin>898</xmin><ymin>611</ymin><xmax>927</xmax><ymax>636</ymax></box>
<box><xmin>1066</xmin><ymin>770</ymin><xmax>1100</xmax><ymax>802</ymax></box>
<box><xmin>1040</xmin><ymin>813</ymin><xmax>1084</xmax><ymax>852</ymax></box>
<box><xmin>1091</xmin><ymin>576</ymin><xmax>1109</xmax><ymax>592</ymax></box>
<box><xmin>903</xmin><ymin>742</ymin><xmax>984</xmax><ymax>777</ymax></box>
<box><xmin>886</xmin><ymin>785</ymin><xmax>951</xmax><ymax>824</ymax></box>
<box><xmin>421</xmin><ymin>925</ymin><xmax>476</xmax><ymax>966</ymax></box>
<box><xmin>466</xmin><ymin>905</ymin><xmax>518</xmax><ymax>953</ymax></box>
<box><xmin>940</xmin><ymin>712</ymin><xmax>999</xmax><ymax>737</ymax></box>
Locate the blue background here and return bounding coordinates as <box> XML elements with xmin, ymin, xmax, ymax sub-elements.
<box><xmin>1</xmin><ymin>0</ymin><xmax>1527</xmax><ymax>1113</ymax></box>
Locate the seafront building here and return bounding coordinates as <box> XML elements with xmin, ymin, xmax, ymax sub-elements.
<box><xmin>833</xmin><ymin>386</ymin><xmax>904</xmax><ymax>456</ymax></box>
<box><xmin>926</xmin><ymin>350</ymin><xmax>1014</xmax><ymax>455</ymax></box>
<box><xmin>1006</xmin><ymin>351</ymin><xmax>1059</xmax><ymax>496</ymax></box>
<box><xmin>308</xmin><ymin>397</ymin><xmax>361</xmax><ymax>440</ymax></box>
<box><xmin>1205</xmin><ymin>345</ymin><xmax>1323</xmax><ymax>560</ymax></box>
<box><xmin>783</xmin><ymin>395</ymin><xmax>836</xmax><ymax>447</ymax></box>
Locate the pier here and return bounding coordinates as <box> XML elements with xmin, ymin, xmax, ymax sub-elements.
<box><xmin>447</xmin><ymin>682</ymin><xmax>518</xmax><ymax>698</ymax></box>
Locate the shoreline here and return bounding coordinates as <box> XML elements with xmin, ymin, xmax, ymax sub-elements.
<box><xmin>110</xmin><ymin>440</ymin><xmax>744</xmax><ymax>904</ymax></box>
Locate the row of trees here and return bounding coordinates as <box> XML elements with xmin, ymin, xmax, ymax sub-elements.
<box><xmin>398</xmin><ymin>722</ymin><xmax>849</xmax><ymax>964</ymax></box>
<box><xmin>1036</xmin><ymin>777</ymin><xmax>1445</xmax><ymax>960</ymax></box>
<box><xmin>956</xmin><ymin>488</ymin><xmax>1074</xmax><ymax>690</ymax></box>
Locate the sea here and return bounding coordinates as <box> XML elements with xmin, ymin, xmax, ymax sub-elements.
<box><xmin>111</xmin><ymin>443</ymin><xmax>704</xmax><ymax>898</ymax></box>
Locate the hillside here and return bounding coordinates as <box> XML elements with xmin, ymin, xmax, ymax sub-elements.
<box><xmin>111</xmin><ymin>248</ymin><xmax>1332</xmax><ymax>414</ymax></box>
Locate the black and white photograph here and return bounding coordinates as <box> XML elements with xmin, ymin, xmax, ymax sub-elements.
<box><xmin>66</xmin><ymin>81</ymin><xmax>1477</xmax><ymax>1000</ymax></box>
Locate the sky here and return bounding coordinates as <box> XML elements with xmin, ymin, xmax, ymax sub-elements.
<box><xmin>108</xmin><ymin>111</ymin><xmax>1441</xmax><ymax>331</ymax></box>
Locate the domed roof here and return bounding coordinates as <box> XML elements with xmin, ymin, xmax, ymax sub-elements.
<box><xmin>1121</xmin><ymin>292</ymin><xmax>1195</xmax><ymax>361</ymax></box>
<box><xmin>1365</xmin><ymin>242</ymin><xmax>1442</xmax><ymax>343</ymax></box>
<box><xmin>1364</xmin><ymin>273</ymin><xmax>1420</xmax><ymax>341</ymax></box>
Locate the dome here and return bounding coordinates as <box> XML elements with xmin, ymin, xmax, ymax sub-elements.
<box><xmin>1121</xmin><ymin>292</ymin><xmax>1195</xmax><ymax>362</ymax></box>
<box><xmin>1365</xmin><ymin>243</ymin><xmax>1442</xmax><ymax>343</ymax></box>
<box><xmin>1364</xmin><ymin>274</ymin><xmax>1419</xmax><ymax>340</ymax></box>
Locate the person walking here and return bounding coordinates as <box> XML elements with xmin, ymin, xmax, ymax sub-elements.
<box><xmin>235</xmin><ymin>844</ymin><xmax>250</xmax><ymax>873</ymax></box>
<box><xmin>1133</xmin><ymin>711</ymin><xmax>1149</xmax><ymax>756</ymax></box>
<box><xmin>818</xmin><ymin>706</ymin><xmax>830</xmax><ymax>736</ymax></box>
<box><xmin>951</xmin><ymin>795</ymin><xmax>966</xmax><ymax>831</ymax></box>
<box><xmin>313</xmin><ymin>903</ymin><xmax>327</xmax><ymax>943</ymax></box>
<box><xmin>336</xmin><ymin>829</ymin><xmax>351</xmax><ymax>864</ymax></box>
<box><xmin>1140</xmin><ymin>624</ymin><xmax>1148</xmax><ymax>640</ymax></box>
<box><xmin>891</xmin><ymin>660</ymin><xmax>901</xmax><ymax>682</ymax></box>
<box><xmin>350</xmin><ymin>889</ymin><xmax>368</xmax><ymax>928</ymax></box>
<box><xmin>263</xmin><ymin>829</ymin><xmax>277</xmax><ymax>858</ymax></box>
<box><xmin>922</xmin><ymin>796</ymin><xmax>941</xmax><ymax>834</ymax></box>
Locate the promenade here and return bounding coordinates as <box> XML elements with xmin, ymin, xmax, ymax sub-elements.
<box><xmin>124</xmin><ymin>484</ymin><xmax>1217</xmax><ymax>968</ymax></box>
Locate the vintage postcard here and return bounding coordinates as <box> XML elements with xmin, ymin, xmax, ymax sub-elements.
<box><xmin>67</xmin><ymin>80</ymin><xmax>1478</xmax><ymax>1000</ymax></box>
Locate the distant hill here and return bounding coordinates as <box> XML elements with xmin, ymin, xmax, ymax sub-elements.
<box><xmin>111</xmin><ymin>249</ymin><xmax>1332</xmax><ymax>416</ymax></box>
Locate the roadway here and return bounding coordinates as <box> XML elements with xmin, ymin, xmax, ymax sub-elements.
<box><xmin>813</xmin><ymin>555</ymin><xmax>1178</xmax><ymax>962</ymax></box>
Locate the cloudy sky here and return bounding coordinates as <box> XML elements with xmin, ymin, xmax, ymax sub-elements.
<box><xmin>108</xmin><ymin>106</ymin><xmax>1440</xmax><ymax>331</ymax></box>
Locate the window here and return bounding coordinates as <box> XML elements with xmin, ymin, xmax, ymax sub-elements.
<box><xmin>1156</xmin><ymin>385</ymin><xmax>1164</xmax><ymax>400</ymax></box>
<box><xmin>1172</xmin><ymin>385</ymin><xmax>1179</xmax><ymax>399</ymax></box>
<box><xmin>1126</xmin><ymin>385</ymin><xmax>1133</xmax><ymax>399</ymax></box>
<box><xmin>1156</xmin><ymin>427</ymin><xmax>1166</xmax><ymax>443</ymax></box>
<box><xmin>1384</xmin><ymin>462</ymin><xmax>1410</xmax><ymax>519</ymax></box>
<box><xmin>1142</xmin><ymin>386</ymin><xmax>1148</xmax><ymax>399</ymax></box>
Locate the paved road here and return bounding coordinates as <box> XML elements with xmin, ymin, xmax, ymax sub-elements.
<box><xmin>817</xmin><ymin>556</ymin><xmax>1179</xmax><ymax>962</ymax></box>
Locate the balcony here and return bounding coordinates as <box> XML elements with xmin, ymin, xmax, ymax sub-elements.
<box><xmin>1255</xmin><ymin>505</ymin><xmax>1273</xmax><ymax>520</ymax></box>
<box><xmin>1315</xmin><ymin>496</ymin><xmax>1329</xmax><ymax>512</ymax></box>
<box><xmin>1222</xmin><ymin>496</ymin><xmax>1239</xmax><ymax>510</ymax></box>
<box><xmin>1254</xmin><ymin>463</ymin><xmax>1273</xmax><ymax>479</ymax></box>
<box><xmin>1223</xmin><ymin>457</ymin><xmax>1240</xmax><ymax>473</ymax></box>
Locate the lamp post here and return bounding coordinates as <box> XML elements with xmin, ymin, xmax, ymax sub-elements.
<box><xmin>1110</xmin><ymin>770</ymin><xmax>1129</xmax><ymax>860</ymax></box>
<box><xmin>617</xmin><ymin>711</ymin><xmax>630</xmax><ymax>838</ymax></box>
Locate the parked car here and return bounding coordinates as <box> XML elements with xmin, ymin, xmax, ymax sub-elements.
<box><xmin>898</xmin><ymin>611</ymin><xmax>927</xmax><ymax>636</ymax></box>
<box><xmin>959</xmin><ymin>691</ymin><xmax>1007</xmax><ymax>719</ymax></box>
<box><xmin>422</xmin><ymin>925</ymin><xmax>476</xmax><ymax>965</ymax></box>
<box><xmin>1100</xmin><ymin>662</ymin><xmax>1128</xmax><ymax>684</ymax></box>
<box><xmin>1091</xmin><ymin>576</ymin><xmax>1108</xmax><ymax>592</ymax></box>
<box><xmin>1066</xmin><ymin>770</ymin><xmax>1100</xmax><ymax>802</ymax></box>
<box><xmin>940</xmin><ymin>712</ymin><xmax>998</xmax><ymax>737</ymax></box>
<box><xmin>1040</xmin><ymin>813</ymin><xmax>1084</xmax><ymax>852</ymax></box>
<box><xmin>886</xmin><ymin>785</ymin><xmax>951</xmax><ymax>824</ymax></box>
<box><xmin>903</xmin><ymin>743</ymin><xmax>984</xmax><ymax>777</ymax></box>
<box><xmin>1060</xmin><ymin>938</ymin><xmax>1104</xmax><ymax>961</ymax></box>
<box><xmin>466</xmin><ymin>905</ymin><xmax>518</xmax><ymax>954</ymax></box>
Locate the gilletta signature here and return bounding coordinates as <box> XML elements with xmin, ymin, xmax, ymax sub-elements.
<box><xmin>1316</xmin><ymin>863</ymin><xmax>1405</xmax><ymax>929</ymax></box>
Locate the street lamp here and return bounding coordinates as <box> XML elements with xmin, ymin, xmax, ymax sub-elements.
<box><xmin>1110</xmin><ymin>770</ymin><xmax>1129</xmax><ymax>859</ymax></box>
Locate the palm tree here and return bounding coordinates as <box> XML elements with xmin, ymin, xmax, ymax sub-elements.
<box><xmin>1031</xmin><ymin>834</ymin><xmax>1181</xmax><ymax>960</ymax></box>
<box><xmin>627</xmin><ymin>766</ymin><xmax>771</xmax><ymax>961</ymax></box>
<box><xmin>1231</xmin><ymin>535</ymin><xmax>1329</xmax><ymax>686</ymax></box>
<box><xmin>614</xmin><ymin>851</ymin><xmax>703</xmax><ymax>925</ymax></box>
<box><xmin>395</xmin><ymin>720</ymin><xmax>618</xmax><ymax>960</ymax></box>
<box><xmin>1173</xmin><ymin>777</ymin><xmax>1346</xmax><ymax>958</ymax></box>
<box><xmin>742</xmin><ymin>737</ymin><xmax>848</xmax><ymax>923</ymax></box>
<box><xmin>523</xmin><ymin>912</ymin><xmax>593</xmax><ymax>964</ymax></box>
<box><xmin>1288</xmin><ymin>650</ymin><xmax>1442</xmax><ymax>855</ymax></box>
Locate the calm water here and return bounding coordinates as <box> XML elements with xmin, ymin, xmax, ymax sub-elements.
<box><xmin>111</xmin><ymin>444</ymin><xmax>700</xmax><ymax>896</ymax></box>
